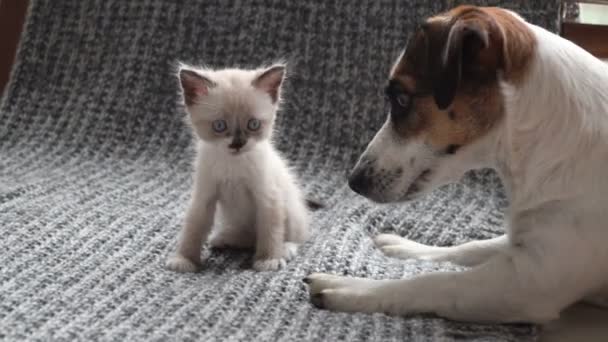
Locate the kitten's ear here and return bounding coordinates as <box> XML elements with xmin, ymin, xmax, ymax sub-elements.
<box><xmin>252</xmin><ymin>64</ymin><xmax>286</xmax><ymax>103</ymax></box>
<box><xmin>179</xmin><ymin>68</ymin><xmax>214</xmax><ymax>106</ymax></box>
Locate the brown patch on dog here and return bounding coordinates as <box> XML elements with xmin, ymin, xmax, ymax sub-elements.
<box><xmin>394</xmin><ymin>74</ymin><xmax>416</xmax><ymax>93</ymax></box>
<box><xmin>406</xmin><ymin>84</ymin><xmax>503</xmax><ymax>150</ymax></box>
<box><xmin>481</xmin><ymin>7</ymin><xmax>537</xmax><ymax>84</ymax></box>
<box><xmin>391</xmin><ymin>83</ymin><xmax>503</xmax><ymax>150</ymax></box>
<box><xmin>388</xmin><ymin>5</ymin><xmax>536</xmax><ymax>150</ymax></box>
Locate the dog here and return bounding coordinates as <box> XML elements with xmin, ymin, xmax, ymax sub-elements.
<box><xmin>304</xmin><ymin>5</ymin><xmax>608</xmax><ymax>324</ymax></box>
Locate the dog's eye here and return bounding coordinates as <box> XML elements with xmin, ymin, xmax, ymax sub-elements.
<box><xmin>445</xmin><ymin>144</ymin><xmax>461</xmax><ymax>155</ymax></box>
<box><xmin>396</xmin><ymin>94</ymin><xmax>410</xmax><ymax>108</ymax></box>
<box><xmin>383</xmin><ymin>87</ymin><xmax>391</xmax><ymax>101</ymax></box>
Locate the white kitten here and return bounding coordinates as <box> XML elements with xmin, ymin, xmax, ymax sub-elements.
<box><xmin>166</xmin><ymin>63</ymin><xmax>311</xmax><ymax>272</ymax></box>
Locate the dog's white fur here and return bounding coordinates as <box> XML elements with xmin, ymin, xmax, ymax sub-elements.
<box><xmin>166</xmin><ymin>66</ymin><xmax>310</xmax><ymax>272</ymax></box>
<box><xmin>306</xmin><ymin>16</ymin><xmax>608</xmax><ymax>322</ymax></box>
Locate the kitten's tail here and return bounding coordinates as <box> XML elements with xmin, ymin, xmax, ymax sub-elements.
<box><xmin>305</xmin><ymin>198</ymin><xmax>325</xmax><ymax>211</ymax></box>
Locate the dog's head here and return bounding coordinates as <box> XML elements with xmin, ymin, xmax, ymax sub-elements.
<box><xmin>349</xmin><ymin>6</ymin><xmax>535</xmax><ymax>203</ymax></box>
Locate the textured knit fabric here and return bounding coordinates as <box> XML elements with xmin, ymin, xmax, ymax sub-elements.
<box><xmin>0</xmin><ymin>1</ymin><xmax>559</xmax><ymax>341</ymax></box>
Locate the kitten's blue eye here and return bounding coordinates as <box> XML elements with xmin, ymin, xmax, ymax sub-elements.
<box><xmin>212</xmin><ymin>120</ymin><xmax>227</xmax><ymax>133</ymax></box>
<box><xmin>247</xmin><ymin>118</ymin><xmax>261</xmax><ymax>131</ymax></box>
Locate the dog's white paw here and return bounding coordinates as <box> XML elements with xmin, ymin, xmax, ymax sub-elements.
<box><xmin>166</xmin><ymin>254</ymin><xmax>200</xmax><ymax>273</ymax></box>
<box><xmin>253</xmin><ymin>258</ymin><xmax>287</xmax><ymax>271</ymax></box>
<box><xmin>302</xmin><ymin>273</ymin><xmax>382</xmax><ymax>313</ymax></box>
<box><xmin>374</xmin><ymin>234</ymin><xmax>433</xmax><ymax>260</ymax></box>
<box><xmin>303</xmin><ymin>273</ymin><xmax>355</xmax><ymax>293</ymax></box>
<box><xmin>374</xmin><ymin>234</ymin><xmax>408</xmax><ymax>247</ymax></box>
<box><xmin>284</xmin><ymin>242</ymin><xmax>299</xmax><ymax>260</ymax></box>
<box><xmin>379</xmin><ymin>245</ymin><xmax>427</xmax><ymax>260</ymax></box>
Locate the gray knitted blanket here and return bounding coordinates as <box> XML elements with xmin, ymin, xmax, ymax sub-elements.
<box><xmin>0</xmin><ymin>1</ymin><xmax>559</xmax><ymax>341</ymax></box>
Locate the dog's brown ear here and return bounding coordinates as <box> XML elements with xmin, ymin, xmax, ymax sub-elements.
<box><xmin>433</xmin><ymin>12</ymin><xmax>503</xmax><ymax>110</ymax></box>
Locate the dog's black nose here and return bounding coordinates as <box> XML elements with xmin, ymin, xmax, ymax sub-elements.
<box><xmin>348</xmin><ymin>170</ymin><xmax>371</xmax><ymax>195</ymax></box>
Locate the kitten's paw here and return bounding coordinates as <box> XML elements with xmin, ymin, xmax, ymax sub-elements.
<box><xmin>166</xmin><ymin>255</ymin><xmax>200</xmax><ymax>273</ymax></box>
<box><xmin>253</xmin><ymin>258</ymin><xmax>287</xmax><ymax>271</ymax></box>
<box><xmin>284</xmin><ymin>242</ymin><xmax>299</xmax><ymax>260</ymax></box>
<box><xmin>374</xmin><ymin>234</ymin><xmax>408</xmax><ymax>247</ymax></box>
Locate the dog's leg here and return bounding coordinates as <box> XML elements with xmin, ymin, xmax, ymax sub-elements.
<box><xmin>375</xmin><ymin>234</ymin><xmax>507</xmax><ymax>266</ymax></box>
<box><xmin>305</xmin><ymin>249</ymin><xmax>570</xmax><ymax>323</ymax></box>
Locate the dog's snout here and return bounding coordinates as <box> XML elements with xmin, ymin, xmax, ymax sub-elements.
<box><xmin>348</xmin><ymin>169</ymin><xmax>372</xmax><ymax>195</ymax></box>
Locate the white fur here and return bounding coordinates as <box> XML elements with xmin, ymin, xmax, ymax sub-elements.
<box><xmin>167</xmin><ymin>66</ymin><xmax>310</xmax><ymax>272</ymax></box>
<box><xmin>306</xmin><ymin>17</ymin><xmax>608</xmax><ymax>323</ymax></box>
